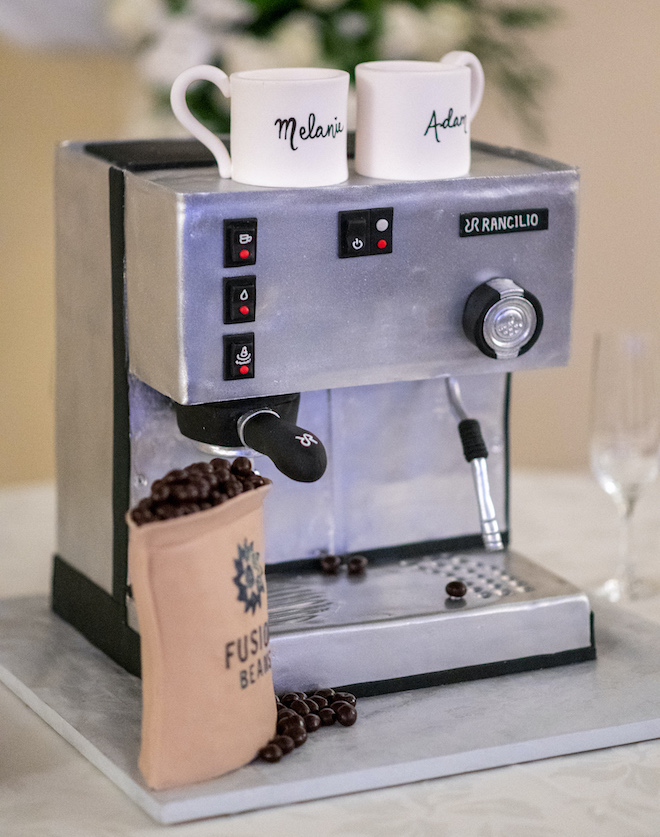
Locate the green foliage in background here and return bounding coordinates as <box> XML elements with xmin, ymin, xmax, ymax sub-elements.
<box><xmin>138</xmin><ymin>0</ymin><xmax>559</xmax><ymax>138</ymax></box>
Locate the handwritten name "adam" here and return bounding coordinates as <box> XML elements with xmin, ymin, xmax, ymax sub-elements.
<box><xmin>274</xmin><ymin>113</ymin><xmax>344</xmax><ymax>151</ymax></box>
<box><xmin>424</xmin><ymin>108</ymin><xmax>467</xmax><ymax>142</ymax></box>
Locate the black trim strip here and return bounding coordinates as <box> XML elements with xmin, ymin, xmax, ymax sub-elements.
<box><xmin>84</xmin><ymin>134</ymin><xmax>356</xmax><ymax>172</ymax></box>
<box><xmin>337</xmin><ymin>641</ymin><xmax>597</xmax><ymax>699</ymax></box>
<box><xmin>52</xmin><ymin>555</ymin><xmax>141</xmax><ymax>676</ymax></box>
<box><xmin>266</xmin><ymin>532</ymin><xmax>510</xmax><ymax>576</ymax></box>
<box><xmin>109</xmin><ymin>166</ymin><xmax>131</xmax><ymax>603</ymax></box>
<box><xmin>504</xmin><ymin>372</ymin><xmax>511</xmax><ymax>533</ymax></box>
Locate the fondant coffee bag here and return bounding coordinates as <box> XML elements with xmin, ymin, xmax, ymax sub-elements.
<box><xmin>127</xmin><ymin>485</ymin><xmax>276</xmax><ymax>789</ymax></box>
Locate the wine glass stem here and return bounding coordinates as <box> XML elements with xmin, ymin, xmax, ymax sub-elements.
<box><xmin>617</xmin><ymin>506</ymin><xmax>636</xmax><ymax>596</ymax></box>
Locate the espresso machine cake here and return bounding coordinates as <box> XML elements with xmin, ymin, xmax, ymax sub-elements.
<box><xmin>53</xmin><ymin>137</ymin><xmax>593</xmax><ymax>696</ymax></box>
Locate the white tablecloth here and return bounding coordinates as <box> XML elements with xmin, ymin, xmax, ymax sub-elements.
<box><xmin>1</xmin><ymin>472</ymin><xmax>660</xmax><ymax>836</ymax></box>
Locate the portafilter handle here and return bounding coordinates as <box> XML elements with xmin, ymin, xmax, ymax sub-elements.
<box><xmin>237</xmin><ymin>409</ymin><xmax>327</xmax><ymax>483</ymax></box>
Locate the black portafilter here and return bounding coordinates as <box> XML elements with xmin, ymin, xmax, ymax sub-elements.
<box><xmin>175</xmin><ymin>393</ymin><xmax>327</xmax><ymax>483</ymax></box>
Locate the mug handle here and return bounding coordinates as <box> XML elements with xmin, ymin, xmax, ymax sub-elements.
<box><xmin>170</xmin><ymin>65</ymin><xmax>232</xmax><ymax>178</ymax></box>
<box><xmin>439</xmin><ymin>51</ymin><xmax>485</xmax><ymax>121</ymax></box>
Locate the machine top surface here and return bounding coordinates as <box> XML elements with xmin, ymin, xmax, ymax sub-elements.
<box><xmin>129</xmin><ymin>141</ymin><xmax>577</xmax><ymax>196</ymax></box>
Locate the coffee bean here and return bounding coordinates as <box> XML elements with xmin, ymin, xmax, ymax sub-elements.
<box><xmin>319</xmin><ymin>554</ymin><xmax>341</xmax><ymax>575</ymax></box>
<box><xmin>279</xmin><ymin>692</ymin><xmax>300</xmax><ymax>707</ymax></box>
<box><xmin>287</xmin><ymin>725</ymin><xmax>308</xmax><ymax>747</ymax></box>
<box><xmin>331</xmin><ymin>692</ymin><xmax>357</xmax><ymax>707</ymax></box>
<box><xmin>151</xmin><ymin>484</ymin><xmax>171</xmax><ymax>502</ymax></box>
<box><xmin>231</xmin><ymin>456</ymin><xmax>253</xmax><ymax>476</ymax></box>
<box><xmin>318</xmin><ymin>707</ymin><xmax>336</xmax><ymax>726</ymax></box>
<box><xmin>259</xmin><ymin>743</ymin><xmax>283</xmax><ymax>763</ymax></box>
<box><xmin>347</xmin><ymin>555</ymin><xmax>368</xmax><ymax>575</ymax></box>
<box><xmin>277</xmin><ymin>707</ymin><xmax>298</xmax><ymax>720</ymax></box>
<box><xmin>445</xmin><ymin>580</ymin><xmax>467</xmax><ymax>599</ymax></box>
<box><xmin>186</xmin><ymin>462</ymin><xmax>214</xmax><ymax>475</ymax></box>
<box><xmin>334</xmin><ymin>702</ymin><xmax>358</xmax><ymax>727</ymax></box>
<box><xmin>313</xmin><ymin>688</ymin><xmax>335</xmax><ymax>699</ymax></box>
<box><xmin>289</xmin><ymin>699</ymin><xmax>310</xmax><ymax>716</ymax></box>
<box><xmin>304</xmin><ymin>698</ymin><xmax>319</xmax><ymax>712</ymax></box>
<box><xmin>311</xmin><ymin>695</ymin><xmax>328</xmax><ymax>709</ymax></box>
<box><xmin>155</xmin><ymin>505</ymin><xmax>175</xmax><ymax>520</ymax></box>
<box><xmin>225</xmin><ymin>480</ymin><xmax>244</xmax><ymax>498</ymax></box>
<box><xmin>277</xmin><ymin>718</ymin><xmax>303</xmax><ymax>735</ymax></box>
<box><xmin>272</xmin><ymin>734</ymin><xmax>295</xmax><ymax>755</ymax></box>
<box><xmin>304</xmin><ymin>713</ymin><xmax>321</xmax><ymax>732</ymax></box>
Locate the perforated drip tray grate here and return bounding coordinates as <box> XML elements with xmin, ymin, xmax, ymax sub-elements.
<box><xmin>266</xmin><ymin>550</ymin><xmax>595</xmax><ymax>694</ymax></box>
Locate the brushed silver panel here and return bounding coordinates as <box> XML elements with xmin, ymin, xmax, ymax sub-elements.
<box><xmin>124</xmin><ymin>144</ymin><xmax>578</xmax><ymax>405</ymax></box>
<box><xmin>267</xmin><ymin>551</ymin><xmax>593</xmax><ymax>692</ymax></box>
<box><xmin>55</xmin><ymin>144</ymin><xmax>115</xmax><ymax>594</ymax></box>
<box><xmin>127</xmin><ymin>373</ymin><xmax>506</xmax><ymax>565</ymax></box>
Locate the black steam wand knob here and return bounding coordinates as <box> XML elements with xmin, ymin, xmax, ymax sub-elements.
<box><xmin>237</xmin><ymin>409</ymin><xmax>327</xmax><ymax>483</ymax></box>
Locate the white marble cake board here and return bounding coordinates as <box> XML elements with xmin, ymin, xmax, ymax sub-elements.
<box><xmin>1</xmin><ymin>596</ymin><xmax>660</xmax><ymax>825</ymax></box>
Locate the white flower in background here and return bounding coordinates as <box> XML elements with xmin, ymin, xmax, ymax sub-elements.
<box><xmin>419</xmin><ymin>3</ymin><xmax>472</xmax><ymax>59</ymax></box>
<box><xmin>190</xmin><ymin>0</ymin><xmax>256</xmax><ymax>27</ymax></box>
<box><xmin>138</xmin><ymin>15</ymin><xmax>214</xmax><ymax>87</ymax></box>
<box><xmin>335</xmin><ymin>11</ymin><xmax>369</xmax><ymax>40</ymax></box>
<box><xmin>271</xmin><ymin>12</ymin><xmax>323</xmax><ymax>67</ymax></box>
<box><xmin>222</xmin><ymin>33</ymin><xmax>282</xmax><ymax>74</ymax></box>
<box><xmin>378</xmin><ymin>3</ymin><xmax>426</xmax><ymax>59</ymax></box>
<box><xmin>379</xmin><ymin>1</ymin><xmax>471</xmax><ymax>61</ymax></box>
<box><xmin>223</xmin><ymin>11</ymin><xmax>323</xmax><ymax>74</ymax></box>
<box><xmin>106</xmin><ymin>0</ymin><xmax>165</xmax><ymax>48</ymax></box>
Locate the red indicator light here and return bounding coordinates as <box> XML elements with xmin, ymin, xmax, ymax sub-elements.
<box><xmin>239</xmin><ymin>305</ymin><xmax>250</xmax><ymax>316</ymax></box>
<box><xmin>239</xmin><ymin>249</ymin><xmax>250</xmax><ymax>259</ymax></box>
<box><xmin>377</xmin><ymin>239</ymin><xmax>388</xmax><ymax>249</ymax></box>
<box><xmin>239</xmin><ymin>365</ymin><xmax>249</xmax><ymax>375</ymax></box>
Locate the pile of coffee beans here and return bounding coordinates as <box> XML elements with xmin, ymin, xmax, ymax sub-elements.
<box><xmin>258</xmin><ymin>688</ymin><xmax>358</xmax><ymax>763</ymax></box>
<box><xmin>129</xmin><ymin>457</ymin><xmax>271</xmax><ymax>525</ymax></box>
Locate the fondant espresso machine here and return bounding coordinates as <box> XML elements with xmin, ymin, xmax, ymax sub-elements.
<box><xmin>53</xmin><ymin>138</ymin><xmax>594</xmax><ymax>696</ymax></box>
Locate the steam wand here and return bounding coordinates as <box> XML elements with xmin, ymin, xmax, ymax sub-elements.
<box><xmin>445</xmin><ymin>377</ymin><xmax>504</xmax><ymax>552</ymax></box>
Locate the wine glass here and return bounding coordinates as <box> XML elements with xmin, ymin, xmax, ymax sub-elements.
<box><xmin>589</xmin><ymin>332</ymin><xmax>660</xmax><ymax>601</ymax></box>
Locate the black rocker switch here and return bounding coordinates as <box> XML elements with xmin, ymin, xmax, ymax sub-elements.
<box><xmin>339</xmin><ymin>208</ymin><xmax>393</xmax><ymax>258</ymax></box>
<box><xmin>224</xmin><ymin>333</ymin><xmax>255</xmax><ymax>380</ymax></box>
<box><xmin>338</xmin><ymin>211</ymin><xmax>369</xmax><ymax>258</ymax></box>
<box><xmin>224</xmin><ymin>218</ymin><xmax>257</xmax><ymax>267</ymax></box>
<box><xmin>224</xmin><ymin>275</ymin><xmax>256</xmax><ymax>324</ymax></box>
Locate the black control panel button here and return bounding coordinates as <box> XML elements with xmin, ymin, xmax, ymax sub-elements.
<box><xmin>338</xmin><ymin>208</ymin><xmax>393</xmax><ymax>258</ymax></box>
<box><xmin>224</xmin><ymin>333</ymin><xmax>255</xmax><ymax>380</ymax></box>
<box><xmin>224</xmin><ymin>218</ymin><xmax>257</xmax><ymax>267</ymax></box>
<box><xmin>224</xmin><ymin>275</ymin><xmax>256</xmax><ymax>324</ymax></box>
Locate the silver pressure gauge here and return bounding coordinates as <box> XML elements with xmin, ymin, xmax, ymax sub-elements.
<box><xmin>463</xmin><ymin>278</ymin><xmax>543</xmax><ymax>360</ymax></box>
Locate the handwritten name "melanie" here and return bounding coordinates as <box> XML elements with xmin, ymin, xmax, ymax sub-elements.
<box><xmin>424</xmin><ymin>108</ymin><xmax>467</xmax><ymax>142</ymax></box>
<box><xmin>274</xmin><ymin>113</ymin><xmax>344</xmax><ymax>151</ymax></box>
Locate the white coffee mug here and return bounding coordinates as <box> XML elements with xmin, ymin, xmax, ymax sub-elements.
<box><xmin>170</xmin><ymin>65</ymin><xmax>349</xmax><ymax>187</ymax></box>
<box><xmin>354</xmin><ymin>52</ymin><xmax>485</xmax><ymax>181</ymax></box>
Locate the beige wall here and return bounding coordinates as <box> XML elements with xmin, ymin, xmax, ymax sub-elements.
<box><xmin>0</xmin><ymin>38</ymin><xmax>138</xmax><ymax>484</ymax></box>
<box><xmin>472</xmin><ymin>0</ymin><xmax>660</xmax><ymax>468</ymax></box>
<box><xmin>1</xmin><ymin>0</ymin><xmax>659</xmax><ymax>485</ymax></box>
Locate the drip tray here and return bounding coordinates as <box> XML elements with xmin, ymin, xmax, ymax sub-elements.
<box><xmin>267</xmin><ymin>551</ymin><xmax>595</xmax><ymax>694</ymax></box>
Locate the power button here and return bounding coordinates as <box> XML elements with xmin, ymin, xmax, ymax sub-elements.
<box><xmin>339</xmin><ymin>211</ymin><xmax>368</xmax><ymax>258</ymax></box>
<box><xmin>338</xmin><ymin>207</ymin><xmax>393</xmax><ymax>258</ymax></box>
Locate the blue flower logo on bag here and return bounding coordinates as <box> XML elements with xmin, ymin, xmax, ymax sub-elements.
<box><xmin>233</xmin><ymin>539</ymin><xmax>265</xmax><ymax>614</ymax></box>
